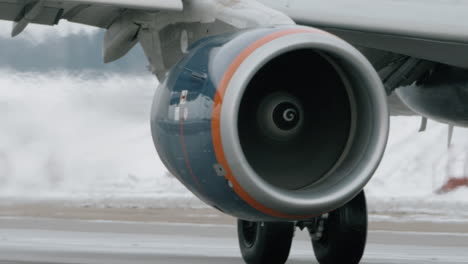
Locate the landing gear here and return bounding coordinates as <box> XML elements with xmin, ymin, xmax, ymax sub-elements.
<box><xmin>236</xmin><ymin>191</ymin><xmax>367</xmax><ymax>264</ymax></box>
<box><xmin>237</xmin><ymin>219</ymin><xmax>295</xmax><ymax>264</ymax></box>
<box><xmin>309</xmin><ymin>191</ymin><xmax>368</xmax><ymax>264</ymax></box>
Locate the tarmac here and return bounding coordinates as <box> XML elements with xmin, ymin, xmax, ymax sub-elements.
<box><xmin>0</xmin><ymin>204</ymin><xmax>467</xmax><ymax>264</ymax></box>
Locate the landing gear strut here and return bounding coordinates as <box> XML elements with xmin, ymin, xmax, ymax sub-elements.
<box><xmin>237</xmin><ymin>191</ymin><xmax>368</xmax><ymax>264</ymax></box>
<box><xmin>310</xmin><ymin>191</ymin><xmax>368</xmax><ymax>264</ymax></box>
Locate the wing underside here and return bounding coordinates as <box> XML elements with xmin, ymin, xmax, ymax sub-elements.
<box><xmin>2</xmin><ymin>0</ymin><xmax>466</xmax><ymax>68</ymax></box>
<box><xmin>259</xmin><ymin>0</ymin><xmax>468</xmax><ymax>69</ymax></box>
<box><xmin>0</xmin><ymin>0</ymin><xmax>464</xmax><ymax>118</ymax></box>
<box><xmin>0</xmin><ymin>0</ymin><xmax>183</xmax><ymax>30</ymax></box>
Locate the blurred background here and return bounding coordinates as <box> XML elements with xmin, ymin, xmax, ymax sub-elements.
<box><xmin>0</xmin><ymin>20</ymin><xmax>467</xmax><ymax>219</ymax></box>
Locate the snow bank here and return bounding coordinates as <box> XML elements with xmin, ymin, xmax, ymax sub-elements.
<box><xmin>0</xmin><ymin>70</ymin><xmax>467</xmax><ymax>217</ymax></box>
<box><xmin>0</xmin><ymin>70</ymin><xmax>194</xmax><ymax>206</ymax></box>
<box><xmin>367</xmin><ymin>117</ymin><xmax>468</xmax><ymax>218</ymax></box>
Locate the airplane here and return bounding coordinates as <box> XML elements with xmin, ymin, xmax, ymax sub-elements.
<box><xmin>1</xmin><ymin>0</ymin><xmax>468</xmax><ymax>263</ymax></box>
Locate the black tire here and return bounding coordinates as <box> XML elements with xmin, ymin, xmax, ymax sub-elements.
<box><xmin>311</xmin><ymin>191</ymin><xmax>367</xmax><ymax>264</ymax></box>
<box><xmin>238</xmin><ymin>219</ymin><xmax>295</xmax><ymax>264</ymax></box>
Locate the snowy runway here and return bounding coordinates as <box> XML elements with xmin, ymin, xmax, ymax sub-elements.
<box><xmin>0</xmin><ymin>214</ymin><xmax>467</xmax><ymax>264</ymax></box>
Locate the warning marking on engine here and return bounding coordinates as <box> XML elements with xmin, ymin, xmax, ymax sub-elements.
<box><xmin>180</xmin><ymin>90</ymin><xmax>188</xmax><ymax>105</ymax></box>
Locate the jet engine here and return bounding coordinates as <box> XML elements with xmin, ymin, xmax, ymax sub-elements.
<box><xmin>150</xmin><ymin>26</ymin><xmax>389</xmax><ymax>221</ymax></box>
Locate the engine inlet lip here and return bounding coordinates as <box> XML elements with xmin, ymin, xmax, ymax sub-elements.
<box><xmin>220</xmin><ymin>31</ymin><xmax>389</xmax><ymax>216</ymax></box>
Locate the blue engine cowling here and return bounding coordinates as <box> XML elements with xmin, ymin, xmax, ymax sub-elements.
<box><xmin>151</xmin><ymin>26</ymin><xmax>389</xmax><ymax>221</ymax></box>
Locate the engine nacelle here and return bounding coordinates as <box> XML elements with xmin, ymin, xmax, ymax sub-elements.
<box><xmin>397</xmin><ymin>65</ymin><xmax>468</xmax><ymax>127</ymax></box>
<box><xmin>151</xmin><ymin>26</ymin><xmax>389</xmax><ymax>221</ymax></box>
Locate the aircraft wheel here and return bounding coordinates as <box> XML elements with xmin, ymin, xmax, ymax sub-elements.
<box><xmin>237</xmin><ymin>219</ymin><xmax>295</xmax><ymax>264</ymax></box>
<box><xmin>310</xmin><ymin>191</ymin><xmax>367</xmax><ymax>264</ymax></box>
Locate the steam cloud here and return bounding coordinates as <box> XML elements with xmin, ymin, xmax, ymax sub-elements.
<box><xmin>0</xmin><ymin>20</ymin><xmax>467</xmax><ymax>216</ymax></box>
<box><xmin>0</xmin><ymin>70</ymin><xmax>189</xmax><ymax>201</ymax></box>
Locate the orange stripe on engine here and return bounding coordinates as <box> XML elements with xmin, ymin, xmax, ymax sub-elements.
<box><xmin>211</xmin><ymin>28</ymin><xmax>319</xmax><ymax>219</ymax></box>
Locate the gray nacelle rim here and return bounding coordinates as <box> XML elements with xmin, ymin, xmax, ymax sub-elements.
<box><xmin>220</xmin><ymin>32</ymin><xmax>389</xmax><ymax>215</ymax></box>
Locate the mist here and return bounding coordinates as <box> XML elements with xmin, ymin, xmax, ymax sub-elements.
<box><xmin>0</xmin><ymin>19</ymin><xmax>467</xmax><ymax>216</ymax></box>
<box><xmin>0</xmin><ymin>70</ymin><xmax>190</xmax><ymax>201</ymax></box>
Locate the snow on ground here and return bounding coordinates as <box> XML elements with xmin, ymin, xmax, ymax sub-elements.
<box><xmin>0</xmin><ymin>70</ymin><xmax>195</xmax><ymax>207</ymax></box>
<box><xmin>367</xmin><ymin>117</ymin><xmax>468</xmax><ymax>218</ymax></box>
<box><xmin>0</xmin><ymin>70</ymin><xmax>467</xmax><ymax>218</ymax></box>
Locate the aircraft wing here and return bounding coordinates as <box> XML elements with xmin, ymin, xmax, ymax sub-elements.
<box><xmin>259</xmin><ymin>0</ymin><xmax>468</xmax><ymax>69</ymax></box>
<box><xmin>0</xmin><ymin>0</ymin><xmax>183</xmax><ymax>31</ymax></box>
<box><xmin>4</xmin><ymin>0</ymin><xmax>467</xmax><ymax>69</ymax></box>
